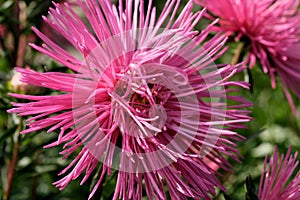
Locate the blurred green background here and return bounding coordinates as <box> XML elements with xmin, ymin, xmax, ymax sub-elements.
<box><xmin>0</xmin><ymin>0</ymin><xmax>299</xmax><ymax>200</ymax></box>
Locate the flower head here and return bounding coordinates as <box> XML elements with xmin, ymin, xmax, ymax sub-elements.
<box><xmin>9</xmin><ymin>66</ymin><xmax>39</xmax><ymax>93</ymax></box>
<box><xmin>10</xmin><ymin>70</ymin><xmax>28</xmax><ymax>92</ymax></box>
<box><xmin>258</xmin><ymin>146</ymin><xmax>300</xmax><ymax>200</ymax></box>
<box><xmin>194</xmin><ymin>0</ymin><xmax>300</xmax><ymax>115</ymax></box>
<box><xmin>8</xmin><ymin>0</ymin><xmax>251</xmax><ymax>199</ymax></box>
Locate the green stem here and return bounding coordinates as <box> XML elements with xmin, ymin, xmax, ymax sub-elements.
<box><xmin>231</xmin><ymin>42</ymin><xmax>245</xmax><ymax>66</ymax></box>
<box><xmin>31</xmin><ymin>151</ymin><xmax>41</xmax><ymax>200</ymax></box>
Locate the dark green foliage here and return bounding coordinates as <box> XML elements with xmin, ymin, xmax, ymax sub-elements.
<box><xmin>0</xmin><ymin>1</ymin><xmax>299</xmax><ymax>200</ymax></box>
<box><xmin>245</xmin><ymin>176</ymin><xmax>258</xmax><ymax>200</ymax></box>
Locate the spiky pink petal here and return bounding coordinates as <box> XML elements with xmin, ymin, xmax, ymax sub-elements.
<box><xmin>8</xmin><ymin>0</ymin><xmax>252</xmax><ymax>199</ymax></box>
<box><xmin>258</xmin><ymin>146</ymin><xmax>300</xmax><ymax>200</ymax></box>
<box><xmin>195</xmin><ymin>0</ymin><xmax>300</xmax><ymax>115</ymax></box>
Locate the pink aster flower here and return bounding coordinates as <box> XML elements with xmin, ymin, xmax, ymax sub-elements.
<box><xmin>258</xmin><ymin>146</ymin><xmax>300</xmax><ymax>200</ymax></box>
<box><xmin>8</xmin><ymin>0</ymin><xmax>251</xmax><ymax>199</ymax></box>
<box><xmin>194</xmin><ymin>0</ymin><xmax>300</xmax><ymax>115</ymax></box>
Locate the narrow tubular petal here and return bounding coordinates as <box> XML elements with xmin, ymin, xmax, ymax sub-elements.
<box><xmin>8</xmin><ymin>0</ymin><xmax>252</xmax><ymax>199</ymax></box>
<box><xmin>258</xmin><ymin>146</ymin><xmax>300</xmax><ymax>200</ymax></box>
<box><xmin>194</xmin><ymin>0</ymin><xmax>300</xmax><ymax>115</ymax></box>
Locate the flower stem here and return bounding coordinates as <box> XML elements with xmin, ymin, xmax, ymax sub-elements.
<box><xmin>16</xmin><ymin>1</ymin><xmax>27</xmax><ymax>68</ymax></box>
<box><xmin>231</xmin><ymin>42</ymin><xmax>245</xmax><ymax>65</ymax></box>
<box><xmin>4</xmin><ymin>119</ymin><xmax>21</xmax><ymax>200</ymax></box>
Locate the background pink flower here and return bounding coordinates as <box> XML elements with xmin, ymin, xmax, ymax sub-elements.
<box><xmin>258</xmin><ymin>146</ymin><xmax>300</xmax><ymax>200</ymax></box>
<box><xmin>194</xmin><ymin>0</ymin><xmax>300</xmax><ymax>115</ymax></box>
<box><xmin>8</xmin><ymin>0</ymin><xmax>251</xmax><ymax>199</ymax></box>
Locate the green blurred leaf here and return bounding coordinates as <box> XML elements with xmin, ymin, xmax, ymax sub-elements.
<box><xmin>222</xmin><ymin>192</ymin><xmax>233</xmax><ymax>200</ymax></box>
<box><xmin>0</xmin><ymin>126</ymin><xmax>16</xmax><ymax>145</ymax></box>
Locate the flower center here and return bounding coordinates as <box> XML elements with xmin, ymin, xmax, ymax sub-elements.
<box><xmin>110</xmin><ymin>64</ymin><xmax>169</xmax><ymax>138</ymax></box>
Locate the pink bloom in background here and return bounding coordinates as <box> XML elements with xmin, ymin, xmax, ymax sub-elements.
<box><xmin>0</xmin><ymin>24</ymin><xmax>6</xmax><ymax>39</ymax></box>
<box><xmin>194</xmin><ymin>0</ymin><xmax>300</xmax><ymax>115</ymax></box>
<box><xmin>258</xmin><ymin>146</ymin><xmax>300</xmax><ymax>200</ymax></box>
<box><xmin>8</xmin><ymin>0</ymin><xmax>251</xmax><ymax>199</ymax></box>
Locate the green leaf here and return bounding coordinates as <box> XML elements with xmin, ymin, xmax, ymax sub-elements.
<box><xmin>223</xmin><ymin>191</ymin><xmax>233</xmax><ymax>200</ymax></box>
<box><xmin>0</xmin><ymin>126</ymin><xmax>17</xmax><ymax>145</ymax></box>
